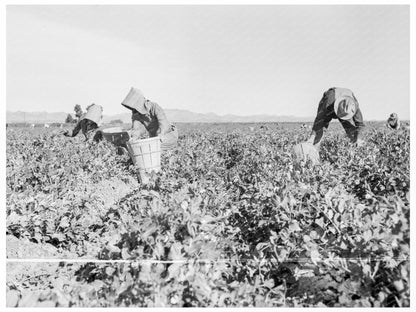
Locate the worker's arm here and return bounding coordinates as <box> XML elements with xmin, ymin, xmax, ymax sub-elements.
<box><xmin>339</xmin><ymin>108</ymin><xmax>365</xmax><ymax>144</ymax></box>
<box><xmin>153</xmin><ymin>103</ymin><xmax>170</xmax><ymax>136</ymax></box>
<box><xmin>129</xmin><ymin>116</ymin><xmax>148</xmax><ymax>139</ymax></box>
<box><xmin>307</xmin><ymin>128</ymin><xmax>324</xmax><ymax>145</ymax></box>
<box><xmin>64</xmin><ymin>120</ymin><xmax>82</xmax><ymax>137</ymax></box>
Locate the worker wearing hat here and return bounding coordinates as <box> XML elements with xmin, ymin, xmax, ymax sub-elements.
<box><xmin>121</xmin><ymin>87</ymin><xmax>178</xmax><ymax>151</ymax></box>
<box><xmin>63</xmin><ymin>104</ymin><xmax>103</xmax><ymax>141</ymax></box>
<box><xmin>307</xmin><ymin>87</ymin><xmax>364</xmax><ymax>145</ymax></box>
<box><xmin>386</xmin><ymin>113</ymin><xmax>400</xmax><ymax>130</ymax></box>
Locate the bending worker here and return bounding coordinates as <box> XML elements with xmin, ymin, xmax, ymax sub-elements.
<box><xmin>307</xmin><ymin>87</ymin><xmax>364</xmax><ymax>146</ymax></box>
<box><xmin>121</xmin><ymin>87</ymin><xmax>178</xmax><ymax>151</ymax></box>
<box><xmin>63</xmin><ymin>104</ymin><xmax>103</xmax><ymax>141</ymax></box>
<box><xmin>386</xmin><ymin>113</ymin><xmax>400</xmax><ymax>130</ymax></box>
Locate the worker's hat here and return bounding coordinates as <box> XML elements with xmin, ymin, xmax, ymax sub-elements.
<box><xmin>83</xmin><ymin>104</ymin><xmax>103</xmax><ymax>126</ymax></box>
<box><xmin>334</xmin><ymin>96</ymin><xmax>357</xmax><ymax>120</ymax></box>
<box><xmin>121</xmin><ymin>87</ymin><xmax>148</xmax><ymax>114</ymax></box>
<box><xmin>389</xmin><ymin>113</ymin><xmax>398</xmax><ymax>119</ymax></box>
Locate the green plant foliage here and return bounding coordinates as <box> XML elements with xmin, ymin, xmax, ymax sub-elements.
<box><xmin>6</xmin><ymin>123</ymin><xmax>410</xmax><ymax>307</ymax></box>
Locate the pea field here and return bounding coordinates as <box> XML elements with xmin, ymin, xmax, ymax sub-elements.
<box><xmin>6</xmin><ymin>122</ymin><xmax>410</xmax><ymax>307</ymax></box>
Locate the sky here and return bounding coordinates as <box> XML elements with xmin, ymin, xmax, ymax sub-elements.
<box><xmin>6</xmin><ymin>5</ymin><xmax>410</xmax><ymax>119</ymax></box>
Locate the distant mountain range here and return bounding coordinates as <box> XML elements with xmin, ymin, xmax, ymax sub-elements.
<box><xmin>6</xmin><ymin>109</ymin><xmax>313</xmax><ymax>124</ymax></box>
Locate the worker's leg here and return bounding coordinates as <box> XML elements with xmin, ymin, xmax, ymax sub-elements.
<box><xmin>310</xmin><ymin>88</ymin><xmax>336</xmax><ymax>145</ymax></box>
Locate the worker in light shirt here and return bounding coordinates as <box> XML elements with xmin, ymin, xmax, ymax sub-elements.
<box><xmin>386</xmin><ymin>113</ymin><xmax>400</xmax><ymax>130</ymax></box>
<box><xmin>121</xmin><ymin>87</ymin><xmax>178</xmax><ymax>151</ymax></box>
<box><xmin>307</xmin><ymin>87</ymin><xmax>365</xmax><ymax>146</ymax></box>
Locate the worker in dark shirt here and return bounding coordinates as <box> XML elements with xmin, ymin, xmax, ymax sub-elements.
<box><xmin>63</xmin><ymin>104</ymin><xmax>103</xmax><ymax>141</ymax></box>
<box><xmin>121</xmin><ymin>87</ymin><xmax>178</xmax><ymax>151</ymax></box>
<box><xmin>307</xmin><ymin>87</ymin><xmax>364</xmax><ymax>146</ymax></box>
<box><xmin>386</xmin><ymin>113</ymin><xmax>400</xmax><ymax>130</ymax></box>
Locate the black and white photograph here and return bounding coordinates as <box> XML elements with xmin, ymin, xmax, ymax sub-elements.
<box><xmin>3</xmin><ymin>1</ymin><xmax>413</xmax><ymax>309</ymax></box>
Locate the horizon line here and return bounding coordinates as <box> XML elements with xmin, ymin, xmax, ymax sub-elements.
<box><xmin>6</xmin><ymin>109</ymin><xmax>409</xmax><ymax>121</ymax></box>
<box><xmin>6</xmin><ymin>109</ymin><xmax>313</xmax><ymax>118</ymax></box>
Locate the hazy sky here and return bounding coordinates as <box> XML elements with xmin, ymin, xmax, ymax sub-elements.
<box><xmin>6</xmin><ymin>5</ymin><xmax>410</xmax><ymax>119</ymax></box>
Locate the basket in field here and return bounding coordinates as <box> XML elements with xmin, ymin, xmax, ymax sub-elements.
<box><xmin>101</xmin><ymin>127</ymin><xmax>130</xmax><ymax>147</ymax></box>
<box><xmin>292</xmin><ymin>142</ymin><xmax>320</xmax><ymax>165</ymax></box>
<box><xmin>126</xmin><ymin>137</ymin><xmax>161</xmax><ymax>174</ymax></box>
